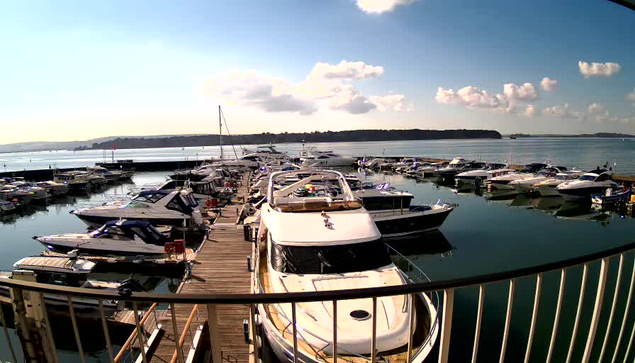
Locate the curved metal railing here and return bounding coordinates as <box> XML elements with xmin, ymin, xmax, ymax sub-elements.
<box><xmin>2</xmin><ymin>240</ymin><xmax>635</xmax><ymax>363</ymax></box>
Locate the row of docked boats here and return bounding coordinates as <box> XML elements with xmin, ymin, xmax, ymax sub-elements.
<box><xmin>0</xmin><ymin>166</ymin><xmax>135</xmax><ymax>216</ymax></box>
<box><xmin>0</xmin><ymin>165</ymin><xmax>250</xmax><ymax>312</ymax></box>
<box><xmin>367</xmin><ymin>156</ymin><xmax>627</xmax><ymax>202</ymax></box>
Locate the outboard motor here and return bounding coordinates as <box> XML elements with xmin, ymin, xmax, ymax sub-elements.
<box><xmin>117</xmin><ymin>278</ymin><xmax>147</xmax><ymax>296</ymax></box>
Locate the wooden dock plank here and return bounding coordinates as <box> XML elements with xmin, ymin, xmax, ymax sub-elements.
<box><xmin>150</xmin><ymin>173</ymin><xmax>253</xmax><ymax>363</ymax></box>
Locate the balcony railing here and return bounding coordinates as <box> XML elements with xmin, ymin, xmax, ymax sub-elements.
<box><xmin>1</xmin><ymin>240</ymin><xmax>635</xmax><ymax>363</ymax></box>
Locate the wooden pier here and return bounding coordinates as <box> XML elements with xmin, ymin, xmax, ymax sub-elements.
<box><xmin>148</xmin><ymin>175</ymin><xmax>253</xmax><ymax>363</ymax></box>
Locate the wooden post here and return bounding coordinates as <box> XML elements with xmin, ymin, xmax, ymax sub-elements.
<box><xmin>11</xmin><ymin>271</ymin><xmax>58</xmax><ymax>363</ymax></box>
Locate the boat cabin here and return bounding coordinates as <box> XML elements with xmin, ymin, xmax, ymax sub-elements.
<box><xmin>12</xmin><ymin>256</ymin><xmax>95</xmax><ymax>287</ymax></box>
<box><xmin>89</xmin><ymin>220</ymin><xmax>169</xmax><ymax>246</ymax></box>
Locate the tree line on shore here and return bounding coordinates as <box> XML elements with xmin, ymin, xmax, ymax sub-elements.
<box><xmin>81</xmin><ymin>129</ymin><xmax>502</xmax><ymax>150</ymax></box>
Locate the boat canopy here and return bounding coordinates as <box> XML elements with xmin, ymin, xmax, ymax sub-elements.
<box><xmin>13</xmin><ymin>257</ymin><xmax>95</xmax><ymax>274</ymax></box>
<box><xmin>134</xmin><ymin>190</ymin><xmax>171</xmax><ymax>203</ymax></box>
<box><xmin>91</xmin><ymin>220</ymin><xmax>168</xmax><ymax>245</ymax></box>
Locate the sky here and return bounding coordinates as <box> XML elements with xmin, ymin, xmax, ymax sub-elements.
<box><xmin>0</xmin><ymin>0</ymin><xmax>634</xmax><ymax>144</ymax></box>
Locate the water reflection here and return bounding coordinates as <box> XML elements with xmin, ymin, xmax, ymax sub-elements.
<box><xmin>387</xmin><ymin>230</ymin><xmax>454</xmax><ymax>257</ymax></box>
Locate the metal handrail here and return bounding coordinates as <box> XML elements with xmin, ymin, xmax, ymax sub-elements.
<box><xmin>2</xmin><ymin>241</ymin><xmax>635</xmax><ymax>304</ymax></box>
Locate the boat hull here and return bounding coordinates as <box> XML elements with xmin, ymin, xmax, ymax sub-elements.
<box><xmin>370</xmin><ymin>206</ymin><xmax>454</xmax><ymax>240</ymax></box>
<box><xmin>73</xmin><ymin>213</ymin><xmax>190</xmax><ymax>227</ymax></box>
<box><xmin>257</xmin><ymin>291</ymin><xmax>437</xmax><ymax>363</ymax></box>
<box><xmin>558</xmin><ymin>186</ymin><xmax>612</xmax><ymax>201</ymax></box>
<box><xmin>38</xmin><ymin>240</ymin><xmax>166</xmax><ymax>257</ymax></box>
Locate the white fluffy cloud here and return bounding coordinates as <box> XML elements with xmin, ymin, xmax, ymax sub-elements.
<box><xmin>543</xmin><ymin>104</ymin><xmax>581</xmax><ymax>120</ymax></box>
<box><xmin>588</xmin><ymin>103</ymin><xmax>605</xmax><ymax>114</ymax></box>
<box><xmin>308</xmin><ymin>60</ymin><xmax>384</xmax><ymax>80</ymax></box>
<box><xmin>436</xmin><ymin>82</ymin><xmax>541</xmax><ymax>116</ymax></box>
<box><xmin>628</xmin><ymin>89</ymin><xmax>635</xmax><ymax>105</ymax></box>
<box><xmin>204</xmin><ymin>70</ymin><xmax>318</xmax><ymax>115</ymax></box>
<box><xmin>369</xmin><ymin>94</ymin><xmax>410</xmax><ymax>112</ymax></box>
<box><xmin>503</xmin><ymin>83</ymin><xmax>538</xmax><ymax>101</ymax></box>
<box><xmin>205</xmin><ymin>61</ymin><xmax>408</xmax><ymax>115</ymax></box>
<box><xmin>578</xmin><ymin>61</ymin><xmax>622</xmax><ymax>78</ymax></box>
<box><xmin>435</xmin><ymin>86</ymin><xmax>503</xmax><ymax>109</ymax></box>
<box><xmin>540</xmin><ymin>77</ymin><xmax>558</xmax><ymax>91</ymax></box>
<box><xmin>522</xmin><ymin>105</ymin><xmax>538</xmax><ymax>118</ymax></box>
<box><xmin>356</xmin><ymin>0</ymin><xmax>416</xmax><ymax>14</ymax></box>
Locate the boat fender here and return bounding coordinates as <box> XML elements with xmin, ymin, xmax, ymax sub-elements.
<box><xmin>247</xmin><ymin>255</ymin><xmax>252</xmax><ymax>272</ymax></box>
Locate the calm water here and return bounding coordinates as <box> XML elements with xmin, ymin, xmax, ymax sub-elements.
<box><xmin>1</xmin><ymin>141</ymin><xmax>635</xmax><ymax>361</ymax></box>
<box><xmin>3</xmin><ymin>137</ymin><xmax>635</xmax><ymax>173</ymax></box>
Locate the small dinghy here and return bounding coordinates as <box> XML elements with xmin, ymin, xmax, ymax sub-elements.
<box><xmin>591</xmin><ymin>186</ymin><xmax>632</xmax><ymax>205</ymax></box>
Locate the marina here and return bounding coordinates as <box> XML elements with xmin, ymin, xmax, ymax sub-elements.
<box><xmin>2</xmin><ymin>140</ymin><xmax>635</xmax><ymax>362</ymax></box>
<box><xmin>2</xmin><ymin>0</ymin><xmax>635</xmax><ymax>361</ymax></box>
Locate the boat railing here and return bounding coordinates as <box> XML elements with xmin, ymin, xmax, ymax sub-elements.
<box><xmin>3</xmin><ymin>241</ymin><xmax>635</xmax><ymax>362</ymax></box>
<box><xmin>386</xmin><ymin>243</ymin><xmax>441</xmax><ymax>354</ymax></box>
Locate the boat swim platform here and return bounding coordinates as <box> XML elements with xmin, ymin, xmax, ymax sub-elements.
<box><xmin>148</xmin><ymin>174</ymin><xmax>254</xmax><ymax>363</ymax></box>
<box><xmin>41</xmin><ymin>249</ymin><xmax>196</xmax><ymax>277</ymax></box>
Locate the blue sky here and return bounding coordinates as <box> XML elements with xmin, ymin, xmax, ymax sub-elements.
<box><xmin>1</xmin><ymin>0</ymin><xmax>634</xmax><ymax>143</ymax></box>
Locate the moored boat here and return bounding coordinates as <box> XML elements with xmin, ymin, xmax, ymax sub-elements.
<box><xmin>255</xmin><ymin>169</ymin><xmax>438</xmax><ymax>363</ymax></box>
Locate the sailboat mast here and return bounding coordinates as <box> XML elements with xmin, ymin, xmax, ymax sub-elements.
<box><xmin>219</xmin><ymin>105</ymin><xmax>223</xmax><ymax>160</ymax></box>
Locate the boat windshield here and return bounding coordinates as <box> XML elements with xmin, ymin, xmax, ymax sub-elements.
<box><xmin>579</xmin><ymin>175</ymin><xmax>597</xmax><ymax>181</ymax></box>
<box><xmin>271</xmin><ymin>239</ymin><xmax>392</xmax><ymax>274</ymax></box>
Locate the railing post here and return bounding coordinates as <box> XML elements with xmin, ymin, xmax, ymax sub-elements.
<box><xmin>132</xmin><ymin>302</ymin><xmax>148</xmax><ymax>363</ymax></box>
<box><xmin>438</xmin><ymin>289</ymin><xmax>454</xmax><ymax>363</ymax></box>
<box><xmin>98</xmin><ymin>300</ymin><xmax>115</xmax><ymax>363</ymax></box>
<box><xmin>332</xmin><ymin>300</ymin><xmax>338</xmax><ymax>363</ymax></box>
<box><xmin>407</xmin><ymin>294</ymin><xmax>415</xmax><ymax>363</ymax></box>
<box><xmin>611</xmin><ymin>257</ymin><xmax>635</xmax><ymax>363</ymax></box>
<box><xmin>250</xmin><ymin>304</ymin><xmax>260</xmax><ymax>363</ymax></box>
<box><xmin>546</xmin><ymin>269</ymin><xmax>567</xmax><ymax>363</ymax></box>
<box><xmin>599</xmin><ymin>254</ymin><xmax>624</xmax><ymax>362</ymax></box>
<box><xmin>499</xmin><ymin>279</ymin><xmax>515</xmax><ymax>363</ymax></box>
<box><xmin>37</xmin><ymin>292</ymin><xmax>59</xmax><ymax>363</ymax></box>
<box><xmin>567</xmin><ymin>263</ymin><xmax>589</xmax><ymax>363</ymax></box>
<box><xmin>524</xmin><ymin>273</ymin><xmax>543</xmax><ymax>363</ymax></box>
<box><xmin>471</xmin><ymin>284</ymin><xmax>484</xmax><ymax>363</ymax></box>
<box><xmin>170</xmin><ymin>303</ymin><xmax>184</xmax><ymax>363</ymax></box>
<box><xmin>371</xmin><ymin>296</ymin><xmax>377</xmax><ymax>363</ymax></box>
<box><xmin>67</xmin><ymin>297</ymin><xmax>86</xmax><ymax>363</ymax></box>
<box><xmin>582</xmin><ymin>258</ymin><xmax>609</xmax><ymax>363</ymax></box>
<box><xmin>292</xmin><ymin>302</ymin><xmax>298</xmax><ymax>363</ymax></box>
<box><xmin>207</xmin><ymin>304</ymin><xmax>222</xmax><ymax>363</ymax></box>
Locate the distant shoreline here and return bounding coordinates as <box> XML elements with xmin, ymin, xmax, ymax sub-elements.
<box><xmin>78</xmin><ymin>129</ymin><xmax>502</xmax><ymax>151</ymax></box>
<box><xmin>506</xmin><ymin>132</ymin><xmax>635</xmax><ymax>138</ymax></box>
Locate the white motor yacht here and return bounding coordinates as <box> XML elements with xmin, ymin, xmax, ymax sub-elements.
<box><xmin>35</xmin><ymin>220</ymin><xmax>170</xmax><ymax>256</ymax></box>
<box><xmin>509</xmin><ymin>166</ymin><xmax>568</xmax><ymax>194</ymax></box>
<box><xmin>256</xmin><ymin>170</ymin><xmax>438</xmax><ymax>363</ymax></box>
<box><xmin>532</xmin><ymin>171</ymin><xmax>583</xmax><ymax>197</ymax></box>
<box><xmin>488</xmin><ymin>163</ymin><xmax>547</xmax><ymax>191</ymax></box>
<box><xmin>300</xmin><ymin>147</ymin><xmax>357</xmax><ymax>167</ymax></box>
<box><xmin>241</xmin><ymin>145</ymin><xmax>289</xmax><ymax>162</ymax></box>
<box><xmin>455</xmin><ymin>163</ymin><xmax>514</xmax><ymax>187</ymax></box>
<box><xmin>557</xmin><ymin>169</ymin><xmax>619</xmax><ymax>200</ymax></box>
<box><xmin>72</xmin><ymin>189</ymin><xmax>204</xmax><ymax>227</ymax></box>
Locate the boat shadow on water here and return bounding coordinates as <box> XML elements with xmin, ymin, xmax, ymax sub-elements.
<box><xmin>386</xmin><ymin>230</ymin><xmax>454</xmax><ymax>257</ymax></box>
